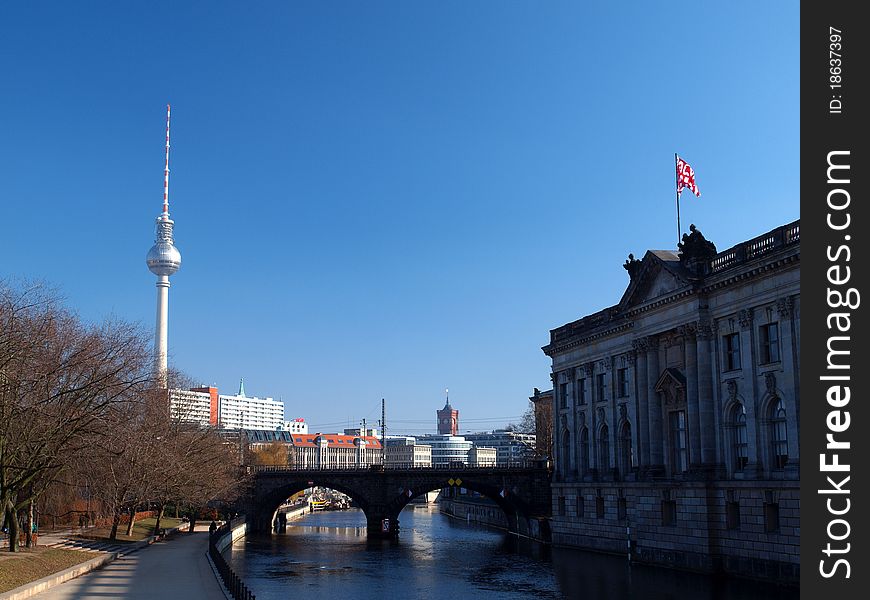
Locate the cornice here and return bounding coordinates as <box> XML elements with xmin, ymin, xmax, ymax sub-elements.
<box><xmin>542</xmin><ymin>321</ymin><xmax>634</xmax><ymax>356</ymax></box>
<box><xmin>701</xmin><ymin>254</ymin><xmax>799</xmax><ymax>294</ymax></box>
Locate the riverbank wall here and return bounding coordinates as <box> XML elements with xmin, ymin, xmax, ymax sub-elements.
<box><xmin>213</xmin><ymin>517</ymin><xmax>249</xmax><ymax>553</ymax></box>
<box><xmin>439</xmin><ymin>497</ymin><xmax>509</xmax><ymax>531</ymax></box>
<box><xmin>438</xmin><ymin>496</ymin><xmax>551</xmax><ymax>543</ymax></box>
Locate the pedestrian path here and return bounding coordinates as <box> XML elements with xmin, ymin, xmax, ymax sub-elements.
<box><xmin>31</xmin><ymin>527</ymin><xmax>228</xmax><ymax>600</ymax></box>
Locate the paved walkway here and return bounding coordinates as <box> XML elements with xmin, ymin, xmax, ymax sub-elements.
<box><xmin>31</xmin><ymin>527</ymin><xmax>227</xmax><ymax>600</ymax></box>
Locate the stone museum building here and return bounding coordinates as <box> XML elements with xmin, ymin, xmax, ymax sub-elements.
<box><xmin>542</xmin><ymin>220</ymin><xmax>799</xmax><ymax>581</ymax></box>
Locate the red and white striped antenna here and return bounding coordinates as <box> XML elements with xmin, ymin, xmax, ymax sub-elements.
<box><xmin>162</xmin><ymin>103</ymin><xmax>171</xmax><ymax>215</ymax></box>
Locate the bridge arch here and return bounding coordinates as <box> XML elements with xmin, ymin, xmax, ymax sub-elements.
<box><xmin>250</xmin><ymin>475</ymin><xmax>371</xmax><ymax>533</ymax></box>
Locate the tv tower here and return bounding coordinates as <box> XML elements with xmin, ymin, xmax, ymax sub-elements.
<box><xmin>146</xmin><ymin>104</ymin><xmax>182</xmax><ymax>384</ymax></box>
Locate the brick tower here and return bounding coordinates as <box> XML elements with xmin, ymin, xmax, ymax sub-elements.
<box><xmin>436</xmin><ymin>389</ymin><xmax>459</xmax><ymax>435</ymax></box>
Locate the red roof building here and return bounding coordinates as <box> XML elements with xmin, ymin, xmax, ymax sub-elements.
<box><xmin>241</xmin><ymin>429</ymin><xmax>383</xmax><ymax>469</ymax></box>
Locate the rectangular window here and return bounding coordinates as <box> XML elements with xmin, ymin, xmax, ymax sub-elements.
<box><xmin>661</xmin><ymin>500</ymin><xmax>677</xmax><ymax>526</ymax></box>
<box><xmin>617</xmin><ymin>368</ymin><xmax>629</xmax><ymax>397</ymax></box>
<box><xmin>577</xmin><ymin>378</ymin><xmax>587</xmax><ymax>405</ymax></box>
<box><xmin>726</xmin><ymin>501</ymin><xmax>741</xmax><ymax>530</ymax></box>
<box><xmin>617</xmin><ymin>497</ymin><xmax>627</xmax><ymax>521</ymax></box>
<box><xmin>576</xmin><ymin>494</ymin><xmax>585</xmax><ymax>518</ymax></box>
<box><xmin>596</xmin><ymin>373</ymin><xmax>606</xmax><ymax>402</ymax></box>
<box><xmin>596</xmin><ymin>494</ymin><xmax>605</xmax><ymax>519</ymax></box>
<box><xmin>558</xmin><ymin>496</ymin><xmax>566</xmax><ymax>516</ymax></box>
<box><xmin>559</xmin><ymin>383</ymin><xmax>568</xmax><ymax>409</ymax></box>
<box><xmin>724</xmin><ymin>333</ymin><xmax>741</xmax><ymax>371</ymax></box>
<box><xmin>764</xmin><ymin>502</ymin><xmax>780</xmax><ymax>533</ymax></box>
<box><xmin>669</xmin><ymin>410</ymin><xmax>688</xmax><ymax>473</ymax></box>
<box><xmin>759</xmin><ymin>322</ymin><xmax>780</xmax><ymax>364</ymax></box>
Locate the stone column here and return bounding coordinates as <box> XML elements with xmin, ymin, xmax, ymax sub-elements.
<box><xmin>632</xmin><ymin>339</ymin><xmax>650</xmax><ymax>468</ymax></box>
<box><xmin>565</xmin><ymin>367</ymin><xmax>577</xmax><ymax>480</ymax></box>
<box><xmin>590</xmin><ymin>362</ymin><xmax>600</xmax><ymax>477</ymax></box>
<box><xmin>582</xmin><ymin>363</ymin><xmax>595</xmax><ymax>478</ymax></box>
<box><xmin>549</xmin><ymin>372</ymin><xmax>561</xmax><ymax>479</ymax></box>
<box><xmin>645</xmin><ymin>336</ymin><xmax>663</xmax><ymax>469</ymax></box>
<box><xmin>681</xmin><ymin>324</ymin><xmax>702</xmax><ymax>469</ymax></box>
<box><xmin>696</xmin><ymin>321</ymin><xmax>716</xmax><ymax>465</ymax></box>
<box><xmin>778</xmin><ymin>296</ymin><xmax>799</xmax><ymax>424</ymax></box>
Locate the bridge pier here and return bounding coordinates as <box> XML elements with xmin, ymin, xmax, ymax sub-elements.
<box><xmin>366</xmin><ymin>512</ymin><xmax>399</xmax><ymax>539</ymax></box>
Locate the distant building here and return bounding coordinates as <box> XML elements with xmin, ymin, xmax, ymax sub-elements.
<box><xmin>281</xmin><ymin>418</ymin><xmax>308</xmax><ymax>434</ymax></box>
<box><xmin>542</xmin><ymin>221</ymin><xmax>800</xmax><ymax>581</ymax></box>
<box><xmin>468</xmin><ymin>446</ymin><xmax>497</xmax><ymax>467</ymax></box>
<box><xmin>464</xmin><ymin>430</ymin><xmax>536</xmax><ymax>466</ymax></box>
<box><xmin>288</xmin><ymin>433</ymin><xmax>382</xmax><ymax>469</ymax></box>
<box><xmin>417</xmin><ymin>434</ymin><xmax>472</xmax><ymax>466</ymax></box>
<box><xmin>217</xmin><ymin>379</ymin><xmax>283</xmax><ymax>430</ymax></box>
<box><xmin>384</xmin><ymin>439</ymin><xmax>432</xmax><ymax>468</ymax></box>
<box><xmin>343</xmin><ymin>427</ymin><xmax>379</xmax><ymax>437</ymax></box>
<box><xmin>529</xmin><ymin>388</ymin><xmax>554</xmax><ymax>459</ymax></box>
<box><xmin>169</xmin><ymin>379</ymin><xmax>284</xmax><ymax>430</ymax></box>
<box><xmin>242</xmin><ymin>429</ymin><xmax>295</xmax><ymax>451</ymax></box>
<box><xmin>169</xmin><ymin>387</ymin><xmax>217</xmax><ymax>425</ymax></box>
<box><xmin>384</xmin><ymin>435</ymin><xmax>418</xmax><ymax>445</ymax></box>
<box><xmin>218</xmin><ymin>391</ymin><xmax>284</xmax><ymax>430</ymax></box>
<box><xmin>241</xmin><ymin>430</ymin><xmax>383</xmax><ymax>469</ymax></box>
<box><xmin>436</xmin><ymin>397</ymin><xmax>459</xmax><ymax>435</ymax></box>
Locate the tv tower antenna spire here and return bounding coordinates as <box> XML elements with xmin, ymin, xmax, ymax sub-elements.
<box><xmin>163</xmin><ymin>103</ymin><xmax>171</xmax><ymax>215</ymax></box>
<box><xmin>146</xmin><ymin>103</ymin><xmax>182</xmax><ymax>386</ymax></box>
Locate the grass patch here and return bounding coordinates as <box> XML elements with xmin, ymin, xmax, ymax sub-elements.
<box><xmin>79</xmin><ymin>517</ymin><xmax>183</xmax><ymax>543</ymax></box>
<box><xmin>0</xmin><ymin>547</ymin><xmax>96</xmax><ymax>593</ymax></box>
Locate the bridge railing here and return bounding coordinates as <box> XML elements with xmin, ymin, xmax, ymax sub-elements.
<box><xmin>209</xmin><ymin>517</ymin><xmax>256</xmax><ymax>600</ymax></box>
<box><xmin>246</xmin><ymin>460</ymin><xmax>550</xmax><ymax>473</ymax></box>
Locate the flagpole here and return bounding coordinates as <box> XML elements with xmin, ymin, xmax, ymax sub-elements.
<box><xmin>675</xmin><ymin>153</ymin><xmax>681</xmax><ymax>246</ymax></box>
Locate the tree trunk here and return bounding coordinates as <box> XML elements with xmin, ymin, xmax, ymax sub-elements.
<box><xmin>125</xmin><ymin>507</ymin><xmax>136</xmax><ymax>537</ymax></box>
<box><xmin>153</xmin><ymin>504</ymin><xmax>165</xmax><ymax>536</ymax></box>
<box><xmin>25</xmin><ymin>499</ymin><xmax>33</xmax><ymax>548</ymax></box>
<box><xmin>5</xmin><ymin>503</ymin><xmax>19</xmax><ymax>552</ymax></box>
<box><xmin>109</xmin><ymin>510</ymin><xmax>122</xmax><ymax>541</ymax></box>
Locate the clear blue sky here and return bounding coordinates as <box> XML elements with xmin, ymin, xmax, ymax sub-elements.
<box><xmin>1</xmin><ymin>1</ymin><xmax>798</xmax><ymax>435</ymax></box>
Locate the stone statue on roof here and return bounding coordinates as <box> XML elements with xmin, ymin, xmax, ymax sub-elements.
<box><xmin>678</xmin><ymin>224</ymin><xmax>717</xmax><ymax>274</ymax></box>
<box><xmin>623</xmin><ymin>253</ymin><xmax>643</xmax><ymax>280</ymax></box>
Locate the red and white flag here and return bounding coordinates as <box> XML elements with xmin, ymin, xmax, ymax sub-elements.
<box><xmin>676</xmin><ymin>155</ymin><xmax>701</xmax><ymax>198</ymax></box>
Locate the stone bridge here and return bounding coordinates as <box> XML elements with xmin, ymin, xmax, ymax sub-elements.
<box><xmin>244</xmin><ymin>465</ymin><xmax>552</xmax><ymax>539</ymax></box>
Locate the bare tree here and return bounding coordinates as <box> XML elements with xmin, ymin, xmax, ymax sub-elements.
<box><xmin>1</xmin><ymin>281</ymin><xmax>152</xmax><ymax>551</ymax></box>
<box><xmin>250</xmin><ymin>441</ymin><xmax>289</xmax><ymax>466</ymax></box>
<box><xmin>518</xmin><ymin>403</ymin><xmax>537</xmax><ymax>435</ymax></box>
<box><xmin>2</xmin><ymin>281</ymin><xmax>246</xmax><ymax>548</ymax></box>
<box><xmin>83</xmin><ymin>398</ymin><xmax>162</xmax><ymax>540</ymax></box>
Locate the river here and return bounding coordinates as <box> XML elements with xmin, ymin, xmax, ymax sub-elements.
<box><xmin>226</xmin><ymin>506</ymin><xmax>798</xmax><ymax>599</ymax></box>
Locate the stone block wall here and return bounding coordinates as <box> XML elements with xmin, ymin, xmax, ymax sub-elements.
<box><xmin>550</xmin><ymin>480</ymin><xmax>799</xmax><ymax>582</ymax></box>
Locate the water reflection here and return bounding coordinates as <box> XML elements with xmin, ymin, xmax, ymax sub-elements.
<box><xmin>227</xmin><ymin>507</ymin><xmax>798</xmax><ymax>600</ymax></box>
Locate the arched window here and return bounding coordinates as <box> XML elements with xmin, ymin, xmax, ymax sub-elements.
<box><xmin>597</xmin><ymin>424</ymin><xmax>609</xmax><ymax>473</ymax></box>
<box><xmin>580</xmin><ymin>427</ymin><xmax>590</xmax><ymax>474</ymax></box>
<box><xmin>619</xmin><ymin>422</ymin><xmax>633</xmax><ymax>474</ymax></box>
<box><xmin>770</xmin><ymin>398</ymin><xmax>788</xmax><ymax>469</ymax></box>
<box><xmin>732</xmin><ymin>403</ymin><xmax>748</xmax><ymax>471</ymax></box>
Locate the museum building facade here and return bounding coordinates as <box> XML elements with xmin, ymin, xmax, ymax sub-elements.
<box><xmin>542</xmin><ymin>220</ymin><xmax>799</xmax><ymax>581</ymax></box>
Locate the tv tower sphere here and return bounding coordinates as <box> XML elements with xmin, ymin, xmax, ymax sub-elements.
<box><xmin>146</xmin><ymin>217</ymin><xmax>182</xmax><ymax>276</ymax></box>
